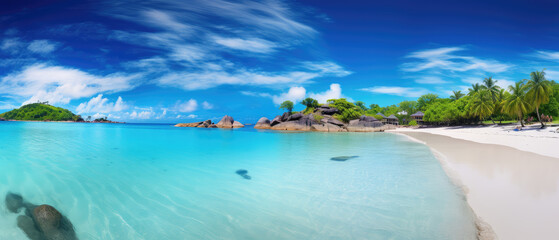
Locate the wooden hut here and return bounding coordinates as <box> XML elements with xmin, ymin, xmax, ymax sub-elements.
<box><xmin>410</xmin><ymin>111</ymin><xmax>424</xmax><ymax>124</ymax></box>
<box><xmin>385</xmin><ymin>114</ymin><xmax>399</xmax><ymax>125</ymax></box>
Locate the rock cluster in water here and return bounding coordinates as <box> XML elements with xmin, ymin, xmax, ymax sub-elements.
<box><xmin>5</xmin><ymin>193</ymin><xmax>78</xmax><ymax>240</ymax></box>
<box><xmin>175</xmin><ymin>115</ymin><xmax>244</xmax><ymax>129</ymax></box>
<box><xmin>255</xmin><ymin>105</ymin><xmax>394</xmax><ymax>132</ymax></box>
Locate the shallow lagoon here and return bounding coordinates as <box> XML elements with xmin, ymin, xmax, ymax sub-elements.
<box><xmin>0</xmin><ymin>122</ymin><xmax>476</xmax><ymax>239</ymax></box>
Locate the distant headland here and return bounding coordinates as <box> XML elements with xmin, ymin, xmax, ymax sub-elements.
<box><xmin>0</xmin><ymin>103</ymin><xmax>123</xmax><ymax>123</ymax></box>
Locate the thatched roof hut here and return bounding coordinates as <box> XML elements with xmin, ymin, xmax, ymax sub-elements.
<box><xmin>410</xmin><ymin>111</ymin><xmax>424</xmax><ymax>124</ymax></box>
<box><xmin>385</xmin><ymin>114</ymin><xmax>399</xmax><ymax>125</ymax></box>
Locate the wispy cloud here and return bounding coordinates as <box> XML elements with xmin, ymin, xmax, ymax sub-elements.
<box><xmin>27</xmin><ymin>40</ymin><xmax>58</xmax><ymax>54</ymax></box>
<box><xmin>213</xmin><ymin>36</ymin><xmax>278</xmax><ymax>53</ymax></box>
<box><xmin>102</xmin><ymin>0</ymin><xmax>349</xmax><ymax>90</ymax></box>
<box><xmin>360</xmin><ymin>86</ymin><xmax>428</xmax><ymax>98</ymax></box>
<box><xmin>402</xmin><ymin>47</ymin><xmax>512</xmax><ymax>73</ymax></box>
<box><xmin>533</xmin><ymin>50</ymin><xmax>559</xmax><ymax>61</ymax></box>
<box><xmin>156</xmin><ymin>61</ymin><xmax>350</xmax><ymax>90</ymax></box>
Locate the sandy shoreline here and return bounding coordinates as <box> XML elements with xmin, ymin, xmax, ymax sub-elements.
<box><xmin>392</xmin><ymin>129</ymin><xmax>559</xmax><ymax>240</ymax></box>
<box><xmin>393</xmin><ymin>124</ymin><xmax>559</xmax><ymax>158</ymax></box>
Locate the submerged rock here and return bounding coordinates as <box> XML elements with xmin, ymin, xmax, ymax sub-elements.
<box><xmin>6</xmin><ymin>193</ymin><xmax>78</xmax><ymax>240</ymax></box>
<box><xmin>235</xmin><ymin>169</ymin><xmax>251</xmax><ymax>180</ymax></box>
<box><xmin>330</xmin><ymin>156</ymin><xmax>359</xmax><ymax>161</ymax></box>
<box><xmin>33</xmin><ymin>205</ymin><xmax>62</xmax><ymax>233</ymax></box>
<box><xmin>5</xmin><ymin>192</ymin><xmax>24</xmax><ymax>213</ymax></box>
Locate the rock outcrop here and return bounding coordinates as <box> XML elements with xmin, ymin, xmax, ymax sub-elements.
<box><xmin>254</xmin><ymin>117</ymin><xmax>271</xmax><ymax>129</ymax></box>
<box><xmin>175</xmin><ymin>115</ymin><xmax>244</xmax><ymax>129</ymax></box>
<box><xmin>256</xmin><ymin>105</ymin><xmax>392</xmax><ymax>132</ymax></box>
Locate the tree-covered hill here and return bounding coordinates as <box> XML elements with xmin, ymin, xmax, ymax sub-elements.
<box><xmin>0</xmin><ymin>103</ymin><xmax>83</xmax><ymax>121</ymax></box>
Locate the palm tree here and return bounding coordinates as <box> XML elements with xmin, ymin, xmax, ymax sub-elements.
<box><xmin>469</xmin><ymin>89</ymin><xmax>495</xmax><ymax>122</ymax></box>
<box><xmin>450</xmin><ymin>91</ymin><xmax>465</xmax><ymax>101</ymax></box>
<box><xmin>493</xmin><ymin>88</ymin><xmax>507</xmax><ymax>124</ymax></box>
<box><xmin>525</xmin><ymin>70</ymin><xmax>553</xmax><ymax>128</ymax></box>
<box><xmin>504</xmin><ymin>81</ymin><xmax>531</xmax><ymax>127</ymax></box>
<box><xmin>468</xmin><ymin>83</ymin><xmax>482</xmax><ymax>96</ymax></box>
<box><xmin>482</xmin><ymin>76</ymin><xmax>500</xmax><ymax>101</ymax></box>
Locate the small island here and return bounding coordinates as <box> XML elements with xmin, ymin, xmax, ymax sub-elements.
<box><xmin>0</xmin><ymin>103</ymin><xmax>123</xmax><ymax>123</ymax></box>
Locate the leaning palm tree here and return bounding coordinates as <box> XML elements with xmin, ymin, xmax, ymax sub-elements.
<box><xmin>504</xmin><ymin>81</ymin><xmax>531</xmax><ymax>127</ymax></box>
<box><xmin>525</xmin><ymin>70</ymin><xmax>553</xmax><ymax>128</ymax></box>
<box><xmin>469</xmin><ymin>89</ymin><xmax>495</xmax><ymax>122</ymax></box>
<box><xmin>450</xmin><ymin>90</ymin><xmax>465</xmax><ymax>101</ymax></box>
<box><xmin>468</xmin><ymin>83</ymin><xmax>483</xmax><ymax>96</ymax></box>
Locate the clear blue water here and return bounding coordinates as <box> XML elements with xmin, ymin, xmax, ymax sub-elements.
<box><xmin>0</xmin><ymin>122</ymin><xmax>476</xmax><ymax>239</ymax></box>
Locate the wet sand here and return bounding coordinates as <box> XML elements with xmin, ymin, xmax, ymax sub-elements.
<box><xmin>396</xmin><ymin>132</ymin><xmax>559</xmax><ymax>240</ymax></box>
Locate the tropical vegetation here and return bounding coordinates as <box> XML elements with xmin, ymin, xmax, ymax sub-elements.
<box><xmin>0</xmin><ymin>103</ymin><xmax>83</xmax><ymax>121</ymax></box>
<box><xmin>277</xmin><ymin>70</ymin><xmax>558</xmax><ymax>127</ymax></box>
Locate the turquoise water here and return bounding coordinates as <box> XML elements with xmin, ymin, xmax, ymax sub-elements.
<box><xmin>0</xmin><ymin>122</ymin><xmax>476</xmax><ymax>239</ymax></box>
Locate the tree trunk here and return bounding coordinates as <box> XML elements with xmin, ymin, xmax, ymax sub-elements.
<box><xmin>535</xmin><ymin>106</ymin><xmax>544</xmax><ymax>128</ymax></box>
<box><xmin>519</xmin><ymin>113</ymin><xmax>525</xmax><ymax>127</ymax></box>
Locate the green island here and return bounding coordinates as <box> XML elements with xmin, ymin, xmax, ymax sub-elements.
<box><xmin>0</xmin><ymin>103</ymin><xmax>82</xmax><ymax>121</ymax></box>
<box><xmin>0</xmin><ymin>103</ymin><xmax>120</xmax><ymax>123</ymax></box>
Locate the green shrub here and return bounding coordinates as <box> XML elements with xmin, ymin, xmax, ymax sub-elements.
<box><xmin>408</xmin><ymin>120</ymin><xmax>418</xmax><ymax>126</ymax></box>
<box><xmin>338</xmin><ymin>109</ymin><xmax>361</xmax><ymax>123</ymax></box>
<box><xmin>303</xmin><ymin>107</ymin><xmax>315</xmax><ymax>115</ymax></box>
<box><xmin>313</xmin><ymin>114</ymin><xmax>324</xmax><ymax>122</ymax></box>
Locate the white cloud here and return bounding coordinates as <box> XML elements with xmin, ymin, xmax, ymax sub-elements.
<box><xmin>533</xmin><ymin>51</ymin><xmax>559</xmax><ymax>61</ymax></box>
<box><xmin>176</xmin><ymin>99</ymin><xmax>198</xmax><ymax>112</ymax></box>
<box><xmin>202</xmin><ymin>101</ymin><xmax>213</xmax><ymax>110</ymax></box>
<box><xmin>243</xmin><ymin>83</ymin><xmax>349</xmax><ymax>105</ymax></box>
<box><xmin>213</xmin><ymin>36</ymin><xmax>278</xmax><ymax>53</ymax></box>
<box><xmin>360</xmin><ymin>86</ymin><xmax>429</xmax><ymax>98</ymax></box>
<box><xmin>0</xmin><ymin>64</ymin><xmax>139</xmax><ymax>105</ymax></box>
<box><xmin>402</xmin><ymin>47</ymin><xmax>512</xmax><ymax>73</ymax></box>
<box><xmin>309</xmin><ymin>83</ymin><xmax>343</xmax><ymax>103</ymax></box>
<box><xmin>271</xmin><ymin>86</ymin><xmax>306</xmax><ymax>104</ymax></box>
<box><xmin>130</xmin><ymin>108</ymin><xmax>156</xmax><ymax>119</ymax></box>
<box><xmin>27</xmin><ymin>40</ymin><xmax>58</xmax><ymax>54</ymax></box>
<box><xmin>76</xmin><ymin>94</ymin><xmax>129</xmax><ymax>114</ymax></box>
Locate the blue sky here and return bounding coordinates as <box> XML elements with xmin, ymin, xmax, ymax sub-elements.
<box><xmin>1</xmin><ymin>0</ymin><xmax>559</xmax><ymax>123</ymax></box>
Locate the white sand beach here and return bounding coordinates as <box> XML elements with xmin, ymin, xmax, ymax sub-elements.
<box><xmin>391</xmin><ymin>126</ymin><xmax>559</xmax><ymax>240</ymax></box>
<box><xmin>394</xmin><ymin>124</ymin><xmax>559</xmax><ymax>158</ymax></box>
